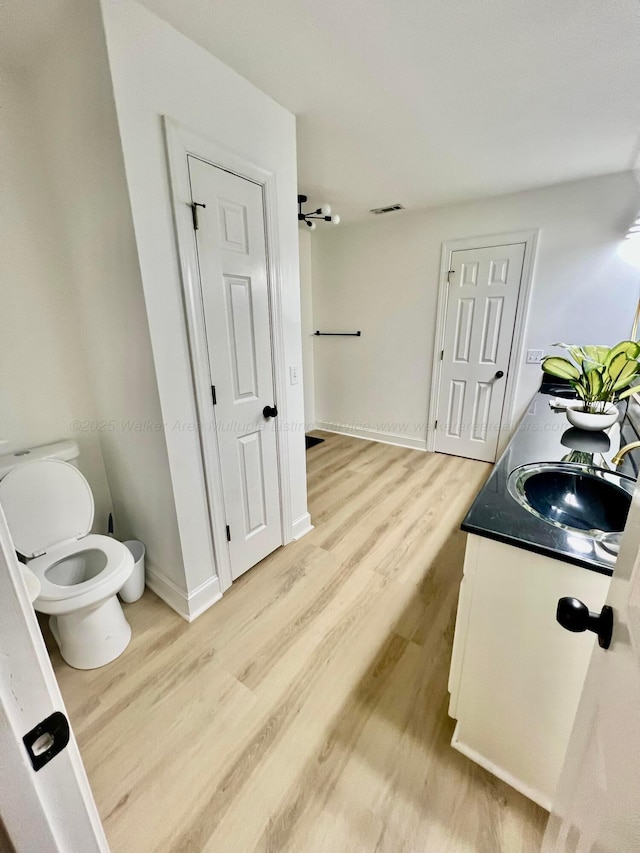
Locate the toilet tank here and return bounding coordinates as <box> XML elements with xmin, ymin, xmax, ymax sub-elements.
<box><xmin>0</xmin><ymin>440</ymin><xmax>80</xmax><ymax>480</ymax></box>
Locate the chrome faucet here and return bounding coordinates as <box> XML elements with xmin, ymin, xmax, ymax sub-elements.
<box><xmin>612</xmin><ymin>441</ymin><xmax>640</xmax><ymax>468</ymax></box>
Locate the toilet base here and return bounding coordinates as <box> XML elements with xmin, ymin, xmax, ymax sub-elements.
<box><xmin>49</xmin><ymin>595</ymin><xmax>132</xmax><ymax>669</ymax></box>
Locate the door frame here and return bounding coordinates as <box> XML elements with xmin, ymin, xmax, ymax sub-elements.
<box><xmin>163</xmin><ymin>117</ymin><xmax>289</xmax><ymax>594</ymax></box>
<box><xmin>426</xmin><ymin>229</ymin><xmax>539</xmax><ymax>460</ymax></box>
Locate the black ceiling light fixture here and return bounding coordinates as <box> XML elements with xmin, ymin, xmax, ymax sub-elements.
<box><xmin>298</xmin><ymin>194</ymin><xmax>340</xmax><ymax>230</ymax></box>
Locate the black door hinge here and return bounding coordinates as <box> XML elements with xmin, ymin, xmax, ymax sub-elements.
<box><xmin>23</xmin><ymin>712</ymin><xmax>70</xmax><ymax>772</ymax></box>
<box><xmin>226</xmin><ymin>525</ymin><xmax>231</xmax><ymax>542</ymax></box>
<box><xmin>191</xmin><ymin>201</ymin><xmax>206</xmax><ymax>230</ymax></box>
<box><xmin>440</xmin><ymin>350</ymin><xmax>444</xmax><ymax>360</ymax></box>
<box><xmin>211</xmin><ymin>385</ymin><xmax>217</xmax><ymax>405</ymax></box>
<box><xmin>447</xmin><ymin>269</ymin><xmax>455</xmax><ymax>283</ymax></box>
<box><xmin>434</xmin><ymin>419</ymin><xmax>438</xmax><ymax>430</ymax></box>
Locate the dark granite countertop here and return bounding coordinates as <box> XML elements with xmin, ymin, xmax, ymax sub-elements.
<box><xmin>462</xmin><ymin>380</ymin><xmax>640</xmax><ymax>575</ymax></box>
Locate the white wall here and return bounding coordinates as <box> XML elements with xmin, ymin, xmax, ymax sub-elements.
<box><xmin>0</xmin><ymin>66</ymin><xmax>113</xmax><ymax>530</ymax></box>
<box><xmin>311</xmin><ymin>172</ymin><xmax>640</xmax><ymax>449</ymax></box>
<box><xmin>99</xmin><ymin>0</ymin><xmax>310</xmax><ymax>600</ymax></box>
<box><xmin>33</xmin><ymin>2</ymin><xmax>185</xmax><ymax>583</ymax></box>
<box><xmin>298</xmin><ymin>228</ymin><xmax>316</xmax><ymax>427</ymax></box>
<box><xmin>3</xmin><ymin>2</ymin><xmax>186</xmax><ymax>590</ymax></box>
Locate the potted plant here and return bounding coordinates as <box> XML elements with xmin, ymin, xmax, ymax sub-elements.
<box><xmin>542</xmin><ymin>341</ymin><xmax>640</xmax><ymax>431</ymax></box>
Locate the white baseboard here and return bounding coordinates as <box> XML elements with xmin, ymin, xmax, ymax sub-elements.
<box><xmin>291</xmin><ymin>512</ymin><xmax>314</xmax><ymax>541</ymax></box>
<box><xmin>145</xmin><ymin>563</ymin><xmax>222</xmax><ymax>623</ymax></box>
<box><xmin>314</xmin><ymin>421</ymin><xmax>427</xmax><ymax>452</ymax></box>
<box><xmin>186</xmin><ymin>576</ymin><xmax>223</xmax><ymax>620</ymax></box>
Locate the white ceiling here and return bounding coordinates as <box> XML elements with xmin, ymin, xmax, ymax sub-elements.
<box><xmin>4</xmin><ymin>1</ymin><xmax>640</xmax><ymax>222</ymax></box>
<box><xmin>139</xmin><ymin>0</ymin><xmax>640</xmax><ymax>221</ymax></box>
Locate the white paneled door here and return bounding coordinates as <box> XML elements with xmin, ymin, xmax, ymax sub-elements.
<box><xmin>543</xmin><ymin>486</ymin><xmax>640</xmax><ymax>853</ymax></box>
<box><xmin>189</xmin><ymin>157</ymin><xmax>282</xmax><ymax>580</ymax></box>
<box><xmin>0</xmin><ymin>507</ymin><xmax>108</xmax><ymax>851</ymax></box>
<box><xmin>434</xmin><ymin>243</ymin><xmax>525</xmax><ymax>462</ymax></box>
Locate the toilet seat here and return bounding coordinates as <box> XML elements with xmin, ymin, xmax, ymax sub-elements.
<box><xmin>0</xmin><ymin>459</ymin><xmax>134</xmax><ymax>616</ymax></box>
<box><xmin>0</xmin><ymin>459</ymin><xmax>94</xmax><ymax>557</ymax></box>
<box><xmin>29</xmin><ymin>534</ymin><xmax>133</xmax><ymax>603</ymax></box>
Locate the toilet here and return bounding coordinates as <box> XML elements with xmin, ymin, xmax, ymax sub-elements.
<box><xmin>0</xmin><ymin>441</ymin><xmax>135</xmax><ymax>670</ymax></box>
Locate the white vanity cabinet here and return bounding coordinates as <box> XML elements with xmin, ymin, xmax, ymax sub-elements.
<box><xmin>448</xmin><ymin>534</ymin><xmax>610</xmax><ymax>810</ymax></box>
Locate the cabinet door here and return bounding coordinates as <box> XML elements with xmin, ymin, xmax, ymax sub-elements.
<box><xmin>449</xmin><ymin>536</ymin><xmax>609</xmax><ymax>809</ymax></box>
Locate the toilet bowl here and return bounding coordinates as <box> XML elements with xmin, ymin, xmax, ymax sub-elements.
<box><xmin>0</xmin><ymin>457</ymin><xmax>135</xmax><ymax>669</ymax></box>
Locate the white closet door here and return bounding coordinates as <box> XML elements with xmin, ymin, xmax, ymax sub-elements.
<box><xmin>189</xmin><ymin>156</ymin><xmax>282</xmax><ymax>580</ymax></box>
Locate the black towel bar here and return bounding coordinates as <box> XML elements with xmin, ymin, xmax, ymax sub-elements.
<box><xmin>314</xmin><ymin>331</ymin><xmax>361</xmax><ymax>336</ymax></box>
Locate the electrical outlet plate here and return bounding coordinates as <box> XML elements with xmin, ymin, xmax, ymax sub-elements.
<box><xmin>289</xmin><ymin>365</ymin><xmax>300</xmax><ymax>385</ymax></box>
<box><xmin>526</xmin><ymin>349</ymin><xmax>544</xmax><ymax>364</ymax></box>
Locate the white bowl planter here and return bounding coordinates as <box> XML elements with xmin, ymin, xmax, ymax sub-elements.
<box><xmin>566</xmin><ymin>403</ymin><xmax>619</xmax><ymax>432</ymax></box>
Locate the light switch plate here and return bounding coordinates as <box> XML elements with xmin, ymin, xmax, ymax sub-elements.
<box><xmin>526</xmin><ymin>349</ymin><xmax>544</xmax><ymax>364</ymax></box>
<box><xmin>289</xmin><ymin>365</ymin><xmax>300</xmax><ymax>385</ymax></box>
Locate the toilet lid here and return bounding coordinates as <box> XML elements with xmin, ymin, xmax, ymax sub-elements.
<box><xmin>0</xmin><ymin>460</ymin><xmax>94</xmax><ymax>557</ymax></box>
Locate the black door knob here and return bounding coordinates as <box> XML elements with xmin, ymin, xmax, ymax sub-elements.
<box><xmin>495</xmin><ymin>370</ymin><xmax>504</xmax><ymax>379</ymax></box>
<box><xmin>556</xmin><ymin>597</ymin><xmax>613</xmax><ymax>649</ymax></box>
<box><xmin>263</xmin><ymin>405</ymin><xmax>278</xmax><ymax>419</ymax></box>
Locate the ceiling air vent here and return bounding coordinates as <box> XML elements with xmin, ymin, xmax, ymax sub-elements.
<box><xmin>370</xmin><ymin>203</ymin><xmax>405</xmax><ymax>215</ymax></box>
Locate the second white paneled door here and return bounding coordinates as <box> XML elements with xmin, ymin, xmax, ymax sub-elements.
<box><xmin>189</xmin><ymin>156</ymin><xmax>282</xmax><ymax>580</ymax></box>
<box><xmin>434</xmin><ymin>243</ymin><xmax>525</xmax><ymax>462</ymax></box>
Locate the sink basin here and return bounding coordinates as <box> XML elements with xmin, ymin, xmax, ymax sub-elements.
<box><xmin>507</xmin><ymin>462</ymin><xmax>635</xmax><ymax>539</ymax></box>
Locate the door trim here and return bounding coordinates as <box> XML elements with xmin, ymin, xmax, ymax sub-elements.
<box><xmin>163</xmin><ymin>117</ymin><xmax>289</xmax><ymax>593</ymax></box>
<box><xmin>426</xmin><ymin>229</ymin><xmax>539</xmax><ymax>460</ymax></box>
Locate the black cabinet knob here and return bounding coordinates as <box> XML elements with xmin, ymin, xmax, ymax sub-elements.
<box><xmin>263</xmin><ymin>405</ymin><xmax>278</xmax><ymax>419</ymax></box>
<box><xmin>495</xmin><ymin>370</ymin><xmax>504</xmax><ymax>379</ymax></box>
<box><xmin>556</xmin><ymin>597</ymin><xmax>613</xmax><ymax>649</ymax></box>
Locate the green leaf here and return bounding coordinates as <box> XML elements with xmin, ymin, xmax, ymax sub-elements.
<box><xmin>586</xmin><ymin>368</ymin><xmax>604</xmax><ymax>399</ymax></box>
<box><xmin>604</xmin><ymin>341</ymin><xmax>640</xmax><ymax>364</ymax></box>
<box><xmin>542</xmin><ymin>356</ymin><xmax>580</xmax><ymax>380</ymax></box>
<box><xmin>583</xmin><ymin>357</ymin><xmax>603</xmax><ymax>373</ymax></box>
<box><xmin>572</xmin><ymin>381</ymin><xmax>588</xmax><ymax>400</ymax></box>
<box><xmin>612</xmin><ymin>361</ymin><xmax>639</xmax><ymax>391</ymax></box>
<box><xmin>582</xmin><ymin>345</ymin><xmax>609</xmax><ymax>365</ymax></box>
<box><xmin>619</xmin><ymin>384</ymin><xmax>640</xmax><ymax>400</ymax></box>
<box><xmin>615</xmin><ymin>374</ymin><xmax>640</xmax><ymax>394</ymax></box>
<box><xmin>553</xmin><ymin>343</ymin><xmax>586</xmax><ymax>366</ymax></box>
<box><xmin>606</xmin><ymin>352</ymin><xmax>631</xmax><ymax>384</ymax></box>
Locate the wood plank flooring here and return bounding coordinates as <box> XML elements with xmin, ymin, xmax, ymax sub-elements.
<box><xmin>47</xmin><ymin>432</ymin><xmax>548</xmax><ymax>852</ymax></box>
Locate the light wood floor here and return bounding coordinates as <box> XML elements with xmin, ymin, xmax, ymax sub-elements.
<box><xmin>47</xmin><ymin>432</ymin><xmax>547</xmax><ymax>852</ymax></box>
